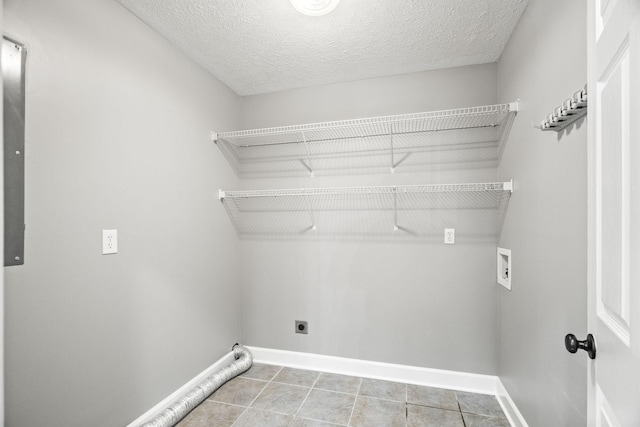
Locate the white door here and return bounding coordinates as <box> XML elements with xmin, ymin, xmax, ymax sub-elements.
<box><xmin>587</xmin><ymin>0</ymin><xmax>640</xmax><ymax>426</ymax></box>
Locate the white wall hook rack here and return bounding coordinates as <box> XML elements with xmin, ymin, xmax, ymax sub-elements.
<box><xmin>538</xmin><ymin>84</ymin><xmax>587</xmax><ymax>131</ymax></box>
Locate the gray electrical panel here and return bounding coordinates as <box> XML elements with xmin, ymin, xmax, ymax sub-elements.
<box><xmin>3</xmin><ymin>36</ymin><xmax>26</xmax><ymax>266</ymax></box>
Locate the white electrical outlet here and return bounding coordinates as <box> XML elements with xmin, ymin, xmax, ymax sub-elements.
<box><xmin>102</xmin><ymin>229</ymin><xmax>118</xmax><ymax>255</ymax></box>
<box><xmin>444</xmin><ymin>228</ymin><xmax>455</xmax><ymax>244</ymax></box>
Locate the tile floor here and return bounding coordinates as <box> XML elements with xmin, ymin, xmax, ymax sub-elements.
<box><xmin>176</xmin><ymin>363</ymin><xmax>511</xmax><ymax>427</ymax></box>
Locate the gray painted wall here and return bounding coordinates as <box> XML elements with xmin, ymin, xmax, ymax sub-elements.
<box><xmin>4</xmin><ymin>0</ymin><xmax>241</xmax><ymax>426</ymax></box>
<box><xmin>238</xmin><ymin>64</ymin><xmax>503</xmax><ymax>374</ymax></box>
<box><xmin>1</xmin><ymin>0</ymin><xmax>590</xmax><ymax>424</ymax></box>
<box><xmin>497</xmin><ymin>1</ymin><xmax>588</xmax><ymax>426</ymax></box>
<box><xmin>241</xmin><ymin>65</ymin><xmax>498</xmax><ymax>129</ymax></box>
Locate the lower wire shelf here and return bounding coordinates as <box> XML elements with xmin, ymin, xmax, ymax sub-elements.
<box><xmin>219</xmin><ymin>181</ymin><xmax>513</xmax><ymax>241</ymax></box>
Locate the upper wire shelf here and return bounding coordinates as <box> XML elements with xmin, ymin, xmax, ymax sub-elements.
<box><xmin>219</xmin><ymin>181</ymin><xmax>513</xmax><ymax>241</ymax></box>
<box><xmin>213</xmin><ymin>103</ymin><xmax>518</xmax><ymax>177</ymax></box>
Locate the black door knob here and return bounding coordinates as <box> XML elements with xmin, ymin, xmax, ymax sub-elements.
<box><xmin>565</xmin><ymin>333</ymin><xmax>596</xmax><ymax>360</ymax></box>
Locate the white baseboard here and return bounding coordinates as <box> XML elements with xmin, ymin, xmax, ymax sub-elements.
<box><xmin>496</xmin><ymin>378</ymin><xmax>529</xmax><ymax>427</ymax></box>
<box><xmin>248</xmin><ymin>346</ymin><xmax>496</xmax><ymax>394</ymax></box>
<box><xmin>126</xmin><ymin>350</ymin><xmax>236</xmax><ymax>427</ymax></box>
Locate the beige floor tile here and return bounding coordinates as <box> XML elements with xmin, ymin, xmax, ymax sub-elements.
<box><xmin>314</xmin><ymin>373</ymin><xmax>361</xmax><ymax>395</ymax></box>
<box><xmin>358</xmin><ymin>378</ymin><xmax>407</xmax><ymax>402</ymax></box>
<box><xmin>407</xmin><ymin>404</ymin><xmax>465</xmax><ymax>427</ymax></box>
<box><xmin>251</xmin><ymin>382</ymin><xmax>310</xmax><ymax>415</ymax></box>
<box><xmin>407</xmin><ymin>384</ymin><xmax>459</xmax><ymax>411</ymax></box>
<box><xmin>208</xmin><ymin>377</ymin><xmax>267</xmax><ymax>406</ymax></box>
<box><xmin>297</xmin><ymin>389</ymin><xmax>356</xmax><ymax>425</ymax></box>
<box><xmin>273</xmin><ymin>367</ymin><xmax>320</xmax><ymax>387</ymax></box>
<box><xmin>232</xmin><ymin>408</ymin><xmax>294</xmax><ymax>427</ymax></box>
<box><xmin>349</xmin><ymin>396</ymin><xmax>406</xmax><ymax>427</ymax></box>
<box><xmin>241</xmin><ymin>363</ymin><xmax>283</xmax><ymax>381</ymax></box>
<box><xmin>462</xmin><ymin>412</ymin><xmax>511</xmax><ymax>427</ymax></box>
<box><xmin>456</xmin><ymin>391</ymin><xmax>506</xmax><ymax>418</ymax></box>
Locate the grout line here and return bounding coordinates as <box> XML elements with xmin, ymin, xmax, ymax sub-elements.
<box><xmin>229</xmin><ymin>368</ymin><xmax>276</xmax><ymax>427</ymax></box>
<box><xmin>309</xmin><ymin>387</ymin><xmax>360</xmax><ymax>397</ymax></box>
<box><xmin>271</xmin><ymin>365</ymin><xmax>284</xmax><ymax>380</ymax></box>
<box><xmin>291</xmin><ymin>415</ymin><xmax>347</xmax><ymax>427</ymax></box>
<box><xmin>405</xmin><ymin>383</ymin><xmax>409</xmax><ymax>427</ymax></box>
<box><xmin>203</xmin><ymin>401</ymin><xmax>248</xmax><ymax>410</ymax></box>
<box><xmin>405</xmin><ymin>383</ymin><xmax>409</xmax><ymax>408</ymax></box>
<box><xmin>292</xmin><ymin>370</ymin><xmax>322</xmax><ymax>419</ymax></box>
<box><xmin>270</xmin><ymin>381</ymin><xmax>315</xmax><ymax>390</ymax></box>
<box><xmin>208</xmin><ymin>378</ymin><xmax>270</xmax><ymax>403</ymax></box>
<box><xmin>405</xmin><ymin>402</ymin><xmax>464</xmax><ymax>412</ymax></box>
<box><xmin>346</xmin><ymin>378</ymin><xmax>363</xmax><ymax>427</ymax></box>
<box><xmin>270</xmin><ymin>379</ymin><xmax>318</xmax><ymax>387</ymax></box>
<box><xmin>245</xmin><ymin>364</ymin><xmax>283</xmax><ymax>382</ymax></box>
<box><xmin>455</xmin><ymin>390</ymin><xmax>468</xmax><ymax>427</ymax></box>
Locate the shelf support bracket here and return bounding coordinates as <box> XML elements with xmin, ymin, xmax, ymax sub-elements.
<box><xmin>301</xmin><ymin>131</ymin><xmax>315</xmax><ymax>178</ymax></box>
<box><xmin>389</xmin><ymin>124</ymin><xmax>395</xmax><ymax>174</ymax></box>
<box><xmin>393</xmin><ymin>187</ymin><xmax>399</xmax><ymax>231</ymax></box>
<box><xmin>504</xmin><ymin>179</ymin><xmax>514</xmax><ymax>193</ymax></box>
<box><xmin>303</xmin><ymin>192</ymin><xmax>317</xmax><ymax>231</ymax></box>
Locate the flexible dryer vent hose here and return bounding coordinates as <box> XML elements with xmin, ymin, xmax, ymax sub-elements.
<box><xmin>141</xmin><ymin>344</ymin><xmax>253</xmax><ymax>427</ymax></box>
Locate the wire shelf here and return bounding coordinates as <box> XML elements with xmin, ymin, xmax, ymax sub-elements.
<box><xmin>213</xmin><ymin>103</ymin><xmax>518</xmax><ymax>177</ymax></box>
<box><xmin>219</xmin><ymin>181</ymin><xmax>513</xmax><ymax>240</ymax></box>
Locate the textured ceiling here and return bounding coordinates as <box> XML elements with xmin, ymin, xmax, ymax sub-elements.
<box><xmin>116</xmin><ymin>0</ymin><xmax>528</xmax><ymax>96</ymax></box>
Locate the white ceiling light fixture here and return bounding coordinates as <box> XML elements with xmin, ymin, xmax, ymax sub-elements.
<box><xmin>289</xmin><ymin>0</ymin><xmax>341</xmax><ymax>16</ymax></box>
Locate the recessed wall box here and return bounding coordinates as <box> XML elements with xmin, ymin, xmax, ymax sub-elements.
<box><xmin>295</xmin><ymin>320</ymin><xmax>308</xmax><ymax>334</ymax></box>
<box><xmin>497</xmin><ymin>247</ymin><xmax>511</xmax><ymax>290</ymax></box>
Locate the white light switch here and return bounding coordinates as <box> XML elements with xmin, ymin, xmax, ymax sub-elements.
<box><xmin>102</xmin><ymin>229</ymin><xmax>118</xmax><ymax>254</ymax></box>
<box><xmin>444</xmin><ymin>228</ymin><xmax>455</xmax><ymax>244</ymax></box>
